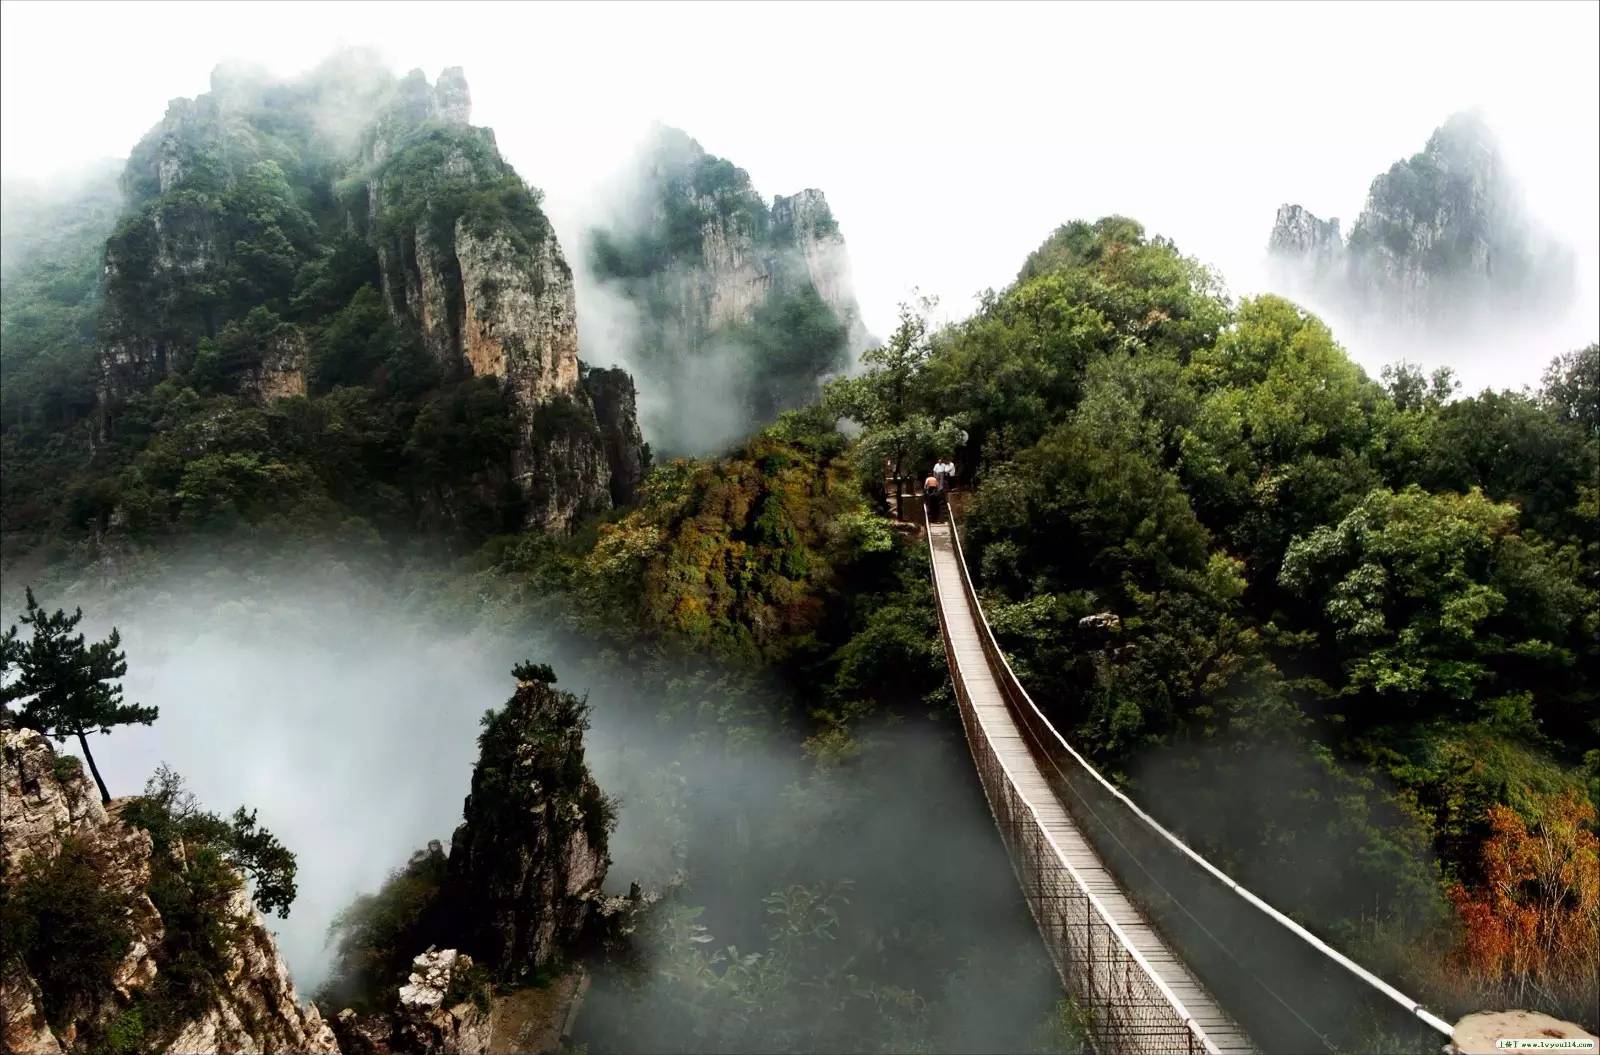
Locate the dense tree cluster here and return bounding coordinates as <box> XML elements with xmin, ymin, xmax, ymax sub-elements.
<box><xmin>846</xmin><ymin>217</ymin><xmax>1596</xmax><ymax>1020</ymax></box>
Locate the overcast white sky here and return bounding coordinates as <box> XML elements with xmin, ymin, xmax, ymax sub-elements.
<box><xmin>3</xmin><ymin>0</ymin><xmax>1596</xmax><ymax>390</ymax></box>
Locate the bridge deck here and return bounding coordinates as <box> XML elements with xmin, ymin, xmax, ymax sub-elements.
<box><xmin>929</xmin><ymin>521</ymin><xmax>1254</xmax><ymax>1054</ymax></box>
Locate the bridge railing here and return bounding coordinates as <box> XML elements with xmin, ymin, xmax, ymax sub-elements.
<box><xmin>937</xmin><ymin>507</ymin><xmax>1456</xmax><ymax>1054</ymax></box>
<box><xmin>927</xmin><ymin>504</ymin><xmax>1217</xmax><ymax>1055</ymax></box>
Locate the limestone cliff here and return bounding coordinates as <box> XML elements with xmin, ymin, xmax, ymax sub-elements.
<box><xmin>770</xmin><ymin>187</ymin><xmax>871</xmax><ymax>352</ymax></box>
<box><xmin>1267</xmin><ymin>112</ymin><xmax>1574</xmax><ymax>328</ymax></box>
<box><xmin>94</xmin><ymin>60</ymin><xmax>386</xmax><ymax>409</ymax></box>
<box><xmin>582</xmin><ymin>366</ymin><xmax>648</xmax><ymax>507</ymax></box>
<box><xmin>88</xmin><ymin>58</ymin><xmax>646</xmax><ymax>534</ymax></box>
<box><xmin>0</xmin><ymin>724</ymin><xmax>336</xmax><ymax>1054</ymax></box>
<box><xmin>358</xmin><ymin>71</ymin><xmax>640</xmax><ymax>530</ymax></box>
<box><xmin>587</xmin><ymin>126</ymin><xmax>866</xmax><ymax>453</ymax></box>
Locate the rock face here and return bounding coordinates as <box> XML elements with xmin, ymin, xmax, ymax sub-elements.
<box><xmin>588</xmin><ymin>126</ymin><xmax>867</xmax><ymax>453</ymax></box>
<box><xmin>359</xmin><ymin>68</ymin><xmax>647</xmax><ymax>532</ymax></box>
<box><xmin>161</xmin><ymin>880</ymin><xmax>342</xmax><ymax>1054</ymax></box>
<box><xmin>2</xmin><ymin>726</ymin><xmax>163</xmax><ymax>1052</ymax></box>
<box><xmin>1267</xmin><ymin>112</ymin><xmax>1574</xmax><ymax>328</ymax></box>
<box><xmin>771</xmin><ymin>187</ymin><xmax>871</xmax><ymax>351</ymax></box>
<box><xmin>582</xmin><ymin>365</ymin><xmax>648</xmax><ymax>506</ymax></box>
<box><xmin>393</xmin><ymin>950</ymin><xmax>491</xmax><ymax>1055</ymax></box>
<box><xmin>322</xmin><ymin>671</ymin><xmax>615</xmax><ymax>1054</ymax></box>
<box><xmin>444</xmin><ymin>675</ymin><xmax>611</xmax><ymax>983</ymax></box>
<box><xmin>237</xmin><ymin>326</ymin><xmax>309</xmax><ymax>402</ymax></box>
<box><xmin>0</xmin><ymin>723</ymin><xmax>336</xmax><ymax>1054</ymax></box>
<box><xmin>329</xmin><ymin>950</ymin><xmax>491</xmax><ymax>1055</ymax></box>
<box><xmin>1268</xmin><ymin>204</ymin><xmax>1342</xmax><ymax>264</ymax></box>
<box><xmin>90</xmin><ymin>59</ymin><xmax>645</xmax><ymax>534</ymax></box>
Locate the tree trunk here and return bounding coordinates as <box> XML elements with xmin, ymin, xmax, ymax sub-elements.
<box><xmin>74</xmin><ymin>727</ymin><xmax>112</xmax><ymax>805</ymax></box>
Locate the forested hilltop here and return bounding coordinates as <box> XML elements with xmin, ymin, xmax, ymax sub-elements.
<box><xmin>2</xmin><ymin>52</ymin><xmax>1597</xmax><ymax>1052</ymax></box>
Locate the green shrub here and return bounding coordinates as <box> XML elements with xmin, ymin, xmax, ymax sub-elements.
<box><xmin>0</xmin><ymin>836</ymin><xmax>136</xmax><ymax>1028</ymax></box>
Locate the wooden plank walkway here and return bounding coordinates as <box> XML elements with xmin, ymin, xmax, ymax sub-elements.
<box><xmin>929</xmin><ymin>521</ymin><xmax>1255</xmax><ymax>1054</ymax></box>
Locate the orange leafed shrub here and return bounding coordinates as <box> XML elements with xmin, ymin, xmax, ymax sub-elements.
<box><xmin>1449</xmin><ymin>791</ymin><xmax>1600</xmax><ymax>993</ymax></box>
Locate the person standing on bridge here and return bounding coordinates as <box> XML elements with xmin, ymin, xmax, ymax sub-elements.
<box><xmin>924</xmin><ymin>470</ymin><xmax>944</xmax><ymax>523</ymax></box>
<box><xmin>935</xmin><ymin>456</ymin><xmax>956</xmax><ymax>492</ymax></box>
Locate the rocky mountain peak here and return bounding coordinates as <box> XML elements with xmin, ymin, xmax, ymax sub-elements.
<box><xmin>587</xmin><ymin>127</ymin><xmax>867</xmax><ymax>453</ymax></box>
<box><xmin>1266</xmin><ymin>111</ymin><xmax>1574</xmax><ymax>328</ymax></box>
<box><xmin>89</xmin><ymin>57</ymin><xmax>645</xmax><ymax>535</ymax></box>
<box><xmin>435</xmin><ymin>67</ymin><xmax>472</xmax><ymax>125</ymax></box>
<box><xmin>1268</xmin><ymin>203</ymin><xmax>1342</xmax><ymax>261</ymax></box>
<box><xmin>444</xmin><ymin>674</ymin><xmax>612</xmax><ymax>982</ymax></box>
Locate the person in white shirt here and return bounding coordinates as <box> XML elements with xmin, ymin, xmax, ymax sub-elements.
<box><xmin>934</xmin><ymin>458</ymin><xmax>955</xmax><ymax>492</ymax></box>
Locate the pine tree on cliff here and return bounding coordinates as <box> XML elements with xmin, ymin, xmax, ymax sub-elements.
<box><xmin>1</xmin><ymin>588</ymin><xmax>156</xmax><ymax>803</ymax></box>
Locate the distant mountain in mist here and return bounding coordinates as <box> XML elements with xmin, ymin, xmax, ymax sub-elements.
<box><xmin>585</xmin><ymin>126</ymin><xmax>868</xmax><ymax>455</ymax></box>
<box><xmin>1267</xmin><ymin>112</ymin><xmax>1575</xmax><ymax>331</ymax></box>
<box><xmin>0</xmin><ymin>161</ymin><xmax>123</xmax><ymax>427</ymax></box>
<box><xmin>0</xmin><ymin>159</ymin><xmax>123</xmax><ymax>279</ymax></box>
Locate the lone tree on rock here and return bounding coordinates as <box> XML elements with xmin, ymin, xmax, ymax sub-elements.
<box><xmin>1</xmin><ymin>588</ymin><xmax>156</xmax><ymax>804</ymax></box>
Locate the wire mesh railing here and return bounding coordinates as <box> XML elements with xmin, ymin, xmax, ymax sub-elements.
<box><xmin>927</xmin><ymin>505</ymin><xmax>1217</xmax><ymax>1054</ymax></box>
<box><xmin>931</xmin><ymin>504</ymin><xmax>1456</xmax><ymax>1055</ymax></box>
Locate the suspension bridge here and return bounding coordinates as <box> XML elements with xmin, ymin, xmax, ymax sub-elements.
<box><xmin>924</xmin><ymin>505</ymin><xmax>1459</xmax><ymax>1054</ymax></box>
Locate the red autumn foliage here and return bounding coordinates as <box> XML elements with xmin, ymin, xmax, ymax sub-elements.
<box><xmin>1448</xmin><ymin>791</ymin><xmax>1600</xmax><ymax>997</ymax></box>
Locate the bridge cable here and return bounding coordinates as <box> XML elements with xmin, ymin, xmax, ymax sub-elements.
<box><xmin>1021</xmin><ymin>710</ymin><xmax>1339</xmax><ymax>1052</ymax></box>
<box><xmin>942</xmin><ymin>509</ymin><xmax>1455</xmax><ymax>1041</ymax></box>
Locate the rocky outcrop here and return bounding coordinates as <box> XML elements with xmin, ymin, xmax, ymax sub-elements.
<box><xmin>321</xmin><ymin>670</ymin><xmax>617</xmax><ymax>1054</ymax></box>
<box><xmin>1268</xmin><ymin>204</ymin><xmax>1342</xmax><ymax>264</ymax></box>
<box><xmin>455</xmin><ymin>223</ymin><xmax>580</xmax><ymax>401</ymax></box>
<box><xmin>393</xmin><ymin>950</ymin><xmax>491</xmax><ymax>1055</ymax></box>
<box><xmin>1</xmin><ymin>727</ymin><xmax>164</xmax><ymax>1051</ymax></box>
<box><xmin>330</xmin><ymin>950</ymin><xmax>491</xmax><ymax>1055</ymax></box>
<box><xmin>582</xmin><ymin>366</ymin><xmax>648</xmax><ymax>506</ymax></box>
<box><xmin>362</xmin><ymin>70</ymin><xmax>644</xmax><ymax>531</ymax></box>
<box><xmin>0</xmin><ymin>724</ymin><xmax>336</xmax><ymax>1054</ymax></box>
<box><xmin>605</xmin><ymin>129</ymin><xmax>865</xmax><ymax>352</ymax></box>
<box><xmin>238</xmin><ymin>326</ymin><xmax>308</xmax><ymax>401</ymax></box>
<box><xmin>90</xmin><ymin>59</ymin><xmax>646</xmax><ymax>532</ymax></box>
<box><xmin>515</xmin><ymin>398</ymin><xmax>613</xmax><ymax>533</ymax></box>
<box><xmin>434</xmin><ymin>68</ymin><xmax>472</xmax><ymax>127</ymax></box>
<box><xmin>162</xmin><ymin>879</ymin><xmax>340</xmax><ymax>1053</ymax></box>
<box><xmin>1266</xmin><ymin>112</ymin><xmax>1574</xmax><ymax>328</ymax></box>
<box><xmin>2</xmin><ymin>957</ymin><xmax>64</xmax><ymax>1055</ymax></box>
<box><xmin>771</xmin><ymin>188</ymin><xmax>870</xmax><ymax>351</ymax></box>
<box><xmin>444</xmin><ymin>674</ymin><xmax>611</xmax><ymax>983</ymax></box>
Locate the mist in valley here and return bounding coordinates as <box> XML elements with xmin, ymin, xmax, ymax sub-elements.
<box><xmin>2</xmin><ymin>552</ymin><xmax>1065</xmax><ymax>1046</ymax></box>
